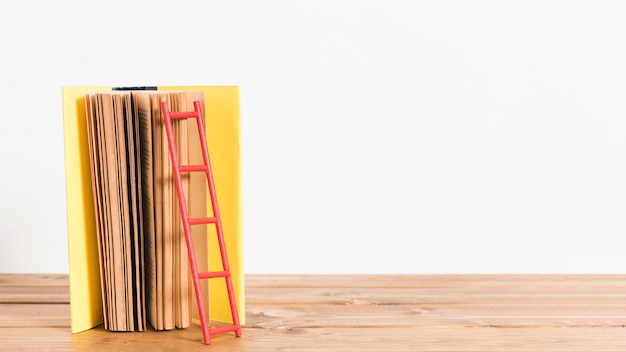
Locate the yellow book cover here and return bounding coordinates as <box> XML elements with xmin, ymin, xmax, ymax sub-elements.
<box><xmin>62</xmin><ymin>86</ymin><xmax>244</xmax><ymax>333</ymax></box>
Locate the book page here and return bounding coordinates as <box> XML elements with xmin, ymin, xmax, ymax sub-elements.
<box><xmin>84</xmin><ymin>93</ymin><xmax>109</xmax><ymax>330</ymax></box>
<box><xmin>134</xmin><ymin>92</ymin><xmax>158</xmax><ymax>330</ymax></box>
<box><xmin>113</xmin><ymin>93</ymin><xmax>134</xmax><ymax>330</ymax></box>
<box><xmin>185</xmin><ymin>92</ymin><xmax>206</xmax><ymax>326</ymax></box>
<box><xmin>170</xmin><ymin>92</ymin><xmax>191</xmax><ymax>329</ymax></box>
<box><xmin>118</xmin><ymin>92</ymin><xmax>145</xmax><ymax>331</ymax></box>
<box><xmin>177</xmin><ymin>93</ymin><xmax>192</xmax><ymax>328</ymax></box>
<box><xmin>156</xmin><ymin>93</ymin><xmax>174</xmax><ymax>330</ymax></box>
<box><xmin>102</xmin><ymin>93</ymin><xmax>127</xmax><ymax>330</ymax></box>
<box><xmin>128</xmin><ymin>93</ymin><xmax>146</xmax><ymax>329</ymax></box>
<box><xmin>149</xmin><ymin>93</ymin><xmax>166</xmax><ymax>329</ymax></box>
<box><xmin>94</xmin><ymin>93</ymin><xmax>115</xmax><ymax>331</ymax></box>
<box><xmin>170</xmin><ymin>94</ymin><xmax>182</xmax><ymax>328</ymax></box>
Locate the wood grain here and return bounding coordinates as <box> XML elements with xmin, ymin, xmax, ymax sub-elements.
<box><xmin>1</xmin><ymin>274</ymin><xmax>625</xmax><ymax>351</ymax></box>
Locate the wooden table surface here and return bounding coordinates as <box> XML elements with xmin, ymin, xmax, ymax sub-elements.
<box><xmin>0</xmin><ymin>274</ymin><xmax>625</xmax><ymax>351</ymax></box>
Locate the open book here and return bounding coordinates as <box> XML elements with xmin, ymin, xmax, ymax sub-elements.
<box><xmin>63</xmin><ymin>86</ymin><xmax>244</xmax><ymax>334</ymax></box>
<box><xmin>83</xmin><ymin>90</ymin><xmax>206</xmax><ymax>331</ymax></box>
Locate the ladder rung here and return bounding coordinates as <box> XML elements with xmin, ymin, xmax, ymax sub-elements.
<box><xmin>199</xmin><ymin>271</ymin><xmax>229</xmax><ymax>279</ymax></box>
<box><xmin>180</xmin><ymin>164</ymin><xmax>208</xmax><ymax>172</ymax></box>
<box><xmin>189</xmin><ymin>217</ymin><xmax>218</xmax><ymax>225</ymax></box>
<box><xmin>169</xmin><ymin>111</ymin><xmax>199</xmax><ymax>119</ymax></box>
<box><xmin>209</xmin><ymin>324</ymin><xmax>239</xmax><ymax>336</ymax></box>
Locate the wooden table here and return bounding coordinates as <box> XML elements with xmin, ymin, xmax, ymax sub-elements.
<box><xmin>1</xmin><ymin>274</ymin><xmax>625</xmax><ymax>351</ymax></box>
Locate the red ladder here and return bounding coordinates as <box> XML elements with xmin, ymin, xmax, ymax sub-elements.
<box><xmin>161</xmin><ymin>100</ymin><xmax>241</xmax><ymax>345</ymax></box>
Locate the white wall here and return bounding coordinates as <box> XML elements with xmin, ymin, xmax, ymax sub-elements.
<box><xmin>1</xmin><ymin>0</ymin><xmax>624</xmax><ymax>274</ymax></box>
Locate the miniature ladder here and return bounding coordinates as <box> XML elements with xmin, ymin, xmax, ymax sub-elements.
<box><xmin>161</xmin><ymin>100</ymin><xmax>241</xmax><ymax>345</ymax></box>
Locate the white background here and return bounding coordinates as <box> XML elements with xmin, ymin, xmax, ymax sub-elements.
<box><xmin>1</xmin><ymin>0</ymin><xmax>624</xmax><ymax>274</ymax></box>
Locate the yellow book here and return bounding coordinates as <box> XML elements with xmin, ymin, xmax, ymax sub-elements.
<box><xmin>62</xmin><ymin>86</ymin><xmax>244</xmax><ymax>333</ymax></box>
